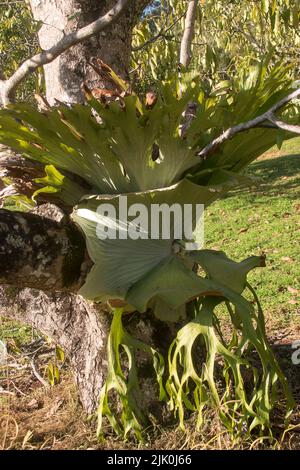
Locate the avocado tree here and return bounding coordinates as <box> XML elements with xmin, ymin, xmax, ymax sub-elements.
<box><xmin>0</xmin><ymin>0</ymin><xmax>300</xmax><ymax>439</ymax></box>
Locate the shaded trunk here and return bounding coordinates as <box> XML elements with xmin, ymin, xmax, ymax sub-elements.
<box><xmin>0</xmin><ymin>202</ymin><xmax>174</xmax><ymax>416</ymax></box>
<box><xmin>0</xmin><ymin>284</ymin><xmax>176</xmax><ymax>417</ymax></box>
<box><xmin>0</xmin><ymin>205</ymin><xmax>91</xmax><ymax>291</ymax></box>
<box><xmin>0</xmin><ymin>146</ymin><xmax>44</xmax><ymax>203</ymax></box>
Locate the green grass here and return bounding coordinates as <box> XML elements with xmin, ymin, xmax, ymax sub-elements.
<box><xmin>205</xmin><ymin>137</ymin><xmax>300</xmax><ymax>330</ymax></box>
<box><xmin>0</xmin><ymin>318</ymin><xmax>36</xmax><ymax>346</ymax></box>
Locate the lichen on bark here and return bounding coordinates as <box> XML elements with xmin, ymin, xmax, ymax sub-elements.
<box><xmin>0</xmin><ymin>205</ymin><xmax>91</xmax><ymax>291</ymax></box>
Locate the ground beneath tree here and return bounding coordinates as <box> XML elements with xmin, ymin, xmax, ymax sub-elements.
<box><xmin>1</xmin><ymin>139</ymin><xmax>300</xmax><ymax>450</ymax></box>
<box><xmin>1</xmin><ymin>326</ymin><xmax>300</xmax><ymax>450</ymax></box>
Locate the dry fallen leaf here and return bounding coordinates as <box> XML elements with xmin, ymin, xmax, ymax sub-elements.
<box><xmin>287</xmin><ymin>286</ymin><xmax>299</xmax><ymax>295</ymax></box>
<box><xmin>27</xmin><ymin>399</ymin><xmax>39</xmax><ymax>410</ymax></box>
<box><xmin>281</xmin><ymin>256</ymin><xmax>294</xmax><ymax>263</ymax></box>
<box><xmin>293</xmin><ymin>203</ymin><xmax>300</xmax><ymax>213</ymax></box>
<box><xmin>22</xmin><ymin>430</ymin><xmax>34</xmax><ymax>449</ymax></box>
<box><xmin>46</xmin><ymin>398</ymin><xmax>64</xmax><ymax>418</ymax></box>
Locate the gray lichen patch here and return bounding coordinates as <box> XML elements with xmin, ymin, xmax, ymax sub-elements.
<box><xmin>0</xmin><ymin>208</ymin><xmax>89</xmax><ymax>291</ymax></box>
<box><xmin>32</xmin><ymin>203</ymin><xmax>66</xmax><ymax>223</ymax></box>
<box><xmin>33</xmin><ymin>234</ymin><xmax>46</xmax><ymax>246</ymax></box>
<box><xmin>5</xmin><ymin>234</ymin><xmax>28</xmax><ymax>250</ymax></box>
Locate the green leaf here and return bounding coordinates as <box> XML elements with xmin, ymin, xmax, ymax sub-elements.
<box><xmin>126</xmin><ymin>255</ymin><xmax>224</xmax><ymax>315</ymax></box>
<box><xmin>166</xmin><ymin>286</ymin><xmax>295</xmax><ymax>433</ymax></box>
<box><xmin>97</xmin><ymin>308</ymin><xmax>165</xmax><ymax>440</ymax></box>
<box><xmin>33</xmin><ymin>165</ymin><xmax>86</xmax><ymax>206</ymax></box>
<box><xmin>55</xmin><ymin>345</ymin><xmax>65</xmax><ymax>363</ymax></box>
<box><xmin>0</xmin><ymin>104</ymin><xmax>133</xmax><ymax>194</ymax></box>
<box><xmin>72</xmin><ymin>178</ymin><xmax>226</xmax><ymax>302</ymax></box>
<box><xmin>188</xmin><ymin>249</ymin><xmax>264</xmax><ymax>293</ymax></box>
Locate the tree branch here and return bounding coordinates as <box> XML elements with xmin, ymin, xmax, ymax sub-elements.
<box><xmin>0</xmin><ymin>205</ymin><xmax>92</xmax><ymax>291</ymax></box>
<box><xmin>132</xmin><ymin>13</ymin><xmax>185</xmax><ymax>52</ymax></box>
<box><xmin>180</xmin><ymin>0</ymin><xmax>198</xmax><ymax>68</ymax></box>
<box><xmin>266</xmin><ymin>113</ymin><xmax>300</xmax><ymax>135</ymax></box>
<box><xmin>0</xmin><ymin>0</ymin><xmax>129</xmax><ymax>106</ymax></box>
<box><xmin>197</xmin><ymin>87</ymin><xmax>300</xmax><ymax>159</ymax></box>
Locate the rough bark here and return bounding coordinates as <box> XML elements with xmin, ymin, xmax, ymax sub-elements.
<box><xmin>0</xmin><ymin>285</ymin><xmax>109</xmax><ymax>413</ymax></box>
<box><xmin>0</xmin><ymin>145</ymin><xmax>44</xmax><ymax>203</ymax></box>
<box><xmin>0</xmin><ymin>202</ymin><xmax>106</xmax><ymax>413</ymax></box>
<box><xmin>0</xmin><ymin>205</ymin><xmax>91</xmax><ymax>291</ymax></box>
<box><xmin>0</xmin><ymin>0</ymin><xmax>130</xmax><ymax>106</ymax></box>
<box><xmin>29</xmin><ymin>0</ymin><xmax>150</xmax><ymax>104</ymax></box>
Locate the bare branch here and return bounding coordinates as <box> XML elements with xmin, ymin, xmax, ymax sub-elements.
<box><xmin>267</xmin><ymin>113</ymin><xmax>300</xmax><ymax>135</ymax></box>
<box><xmin>29</xmin><ymin>356</ymin><xmax>50</xmax><ymax>389</ymax></box>
<box><xmin>180</xmin><ymin>0</ymin><xmax>198</xmax><ymax>68</ymax></box>
<box><xmin>0</xmin><ymin>0</ymin><xmax>129</xmax><ymax>106</ymax></box>
<box><xmin>197</xmin><ymin>87</ymin><xmax>300</xmax><ymax>159</ymax></box>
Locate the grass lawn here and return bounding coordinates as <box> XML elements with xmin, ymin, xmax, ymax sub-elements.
<box><xmin>0</xmin><ymin>137</ymin><xmax>300</xmax><ymax>449</ymax></box>
<box><xmin>206</xmin><ymin>137</ymin><xmax>300</xmax><ymax>332</ymax></box>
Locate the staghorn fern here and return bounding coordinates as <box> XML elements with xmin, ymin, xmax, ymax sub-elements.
<box><xmin>0</xmin><ymin>61</ymin><xmax>298</xmax><ymax>440</ymax></box>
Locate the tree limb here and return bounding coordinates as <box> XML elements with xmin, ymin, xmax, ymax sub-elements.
<box><xmin>0</xmin><ymin>205</ymin><xmax>92</xmax><ymax>291</ymax></box>
<box><xmin>266</xmin><ymin>113</ymin><xmax>300</xmax><ymax>135</ymax></box>
<box><xmin>0</xmin><ymin>0</ymin><xmax>129</xmax><ymax>106</ymax></box>
<box><xmin>197</xmin><ymin>87</ymin><xmax>300</xmax><ymax>159</ymax></box>
<box><xmin>180</xmin><ymin>0</ymin><xmax>198</xmax><ymax>68</ymax></box>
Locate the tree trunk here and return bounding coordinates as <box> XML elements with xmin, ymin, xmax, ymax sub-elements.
<box><xmin>29</xmin><ymin>0</ymin><xmax>149</xmax><ymax>104</ymax></box>
<box><xmin>0</xmin><ymin>203</ymin><xmax>102</xmax><ymax>413</ymax></box>
<box><xmin>0</xmin><ymin>285</ymin><xmax>109</xmax><ymax>413</ymax></box>
<box><xmin>0</xmin><ymin>0</ymin><xmax>154</xmax><ymax>415</ymax></box>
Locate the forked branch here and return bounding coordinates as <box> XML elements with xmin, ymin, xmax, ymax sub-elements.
<box><xmin>0</xmin><ymin>0</ymin><xmax>129</xmax><ymax>106</ymax></box>
<box><xmin>197</xmin><ymin>87</ymin><xmax>300</xmax><ymax>159</ymax></box>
